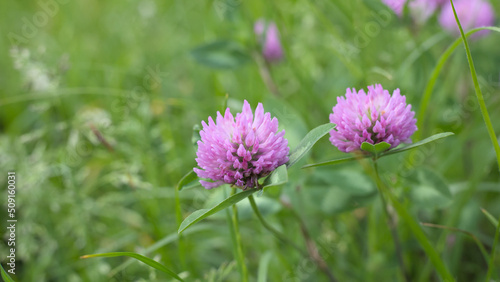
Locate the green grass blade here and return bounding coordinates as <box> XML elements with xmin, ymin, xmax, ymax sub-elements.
<box><xmin>421</xmin><ymin>222</ymin><xmax>490</xmax><ymax>265</ymax></box>
<box><xmin>372</xmin><ymin>161</ymin><xmax>453</xmax><ymax>281</ymax></box>
<box><xmin>415</xmin><ymin>26</ymin><xmax>500</xmax><ymax>141</ymax></box>
<box><xmin>257</xmin><ymin>251</ymin><xmax>273</xmax><ymax>282</ymax></box>
<box><xmin>108</xmin><ymin>224</ymin><xmax>211</xmax><ymax>277</ymax></box>
<box><xmin>287</xmin><ymin>123</ymin><xmax>336</xmax><ymax>168</ymax></box>
<box><xmin>448</xmin><ymin>0</ymin><xmax>500</xmax><ymax>171</ymax></box>
<box><xmin>481</xmin><ymin>208</ymin><xmax>499</xmax><ymax>227</ymax></box>
<box><xmin>1</xmin><ymin>264</ymin><xmax>15</xmax><ymax>282</ymax></box>
<box><xmin>80</xmin><ymin>252</ymin><xmax>184</xmax><ymax>281</ymax></box>
<box><xmin>486</xmin><ymin>213</ymin><xmax>500</xmax><ymax>282</ymax></box>
<box><xmin>381</xmin><ymin>186</ymin><xmax>454</xmax><ymax>281</ymax></box>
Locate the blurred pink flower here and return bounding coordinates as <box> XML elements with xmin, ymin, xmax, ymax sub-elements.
<box><xmin>329</xmin><ymin>84</ymin><xmax>417</xmax><ymax>153</ymax></box>
<box><xmin>382</xmin><ymin>0</ymin><xmax>406</xmax><ymax>17</ymax></box>
<box><xmin>254</xmin><ymin>20</ymin><xmax>283</xmax><ymax>63</ymax></box>
<box><xmin>439</xmin><ymin>0</ymin><xmax>495</xmax><ymax>38</ymax></box>
<box><xmin>194</xmin><ymin>100</ymin><xmax>289</xmax><ymax>189</ymax></box>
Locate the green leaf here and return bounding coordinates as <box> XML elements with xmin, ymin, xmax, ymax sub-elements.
<box><xmin>261</xmin><ymin>164</ymin><xmax>288</xmax><ymax>188</ymax></box>
<box><xmin>191</xmin><ymin>40</ymin><xmax>250</xmax><ymax>69</ymax></box>
<box><xmin>177</xmin><ymin>170</ymin><xmax>198</xmax><ymax>191</ymax></box>
<box><xmin>1</xmin><ymin>263</ymin><xmax>15</xmax><ymax>282</ymax></box>
<box><xmin>303</xmin><ymin>132</ymin><xmax>454</xmax><ymax>168</ymax></box>
<box><xmin>80</xmin><ymin>252</ymin><xmax>184</xmax><ymax>281</ymax></box>
<box><xmin>415</xmin><ymin>26</ymin><xmax>500</xmax><ymax>141</ymax></box>
<box><xmin>383</xmin><ymin>132</ymin><xmax>454</xmax><ymax>157</ymax></box>
<box><xmin>302</xmin><ymin>155</ymin><xmax>364</xmax><ymax>168</ymax></box>
<box><xmin>178</xmin><ymin>189</ymin><xmax>258</xmax><ymax>234</ymax></box>
<box><xmin>481</xmin><ymin>208</ymin><xmax>499</xmax><ymax>227</ymax></box>
<box><xmin>408</xmin><ymin>169</ymin><xmax>452</xmax><ymax>209</ymax></box>
<box><xmin>287</xmin><ymin>123</ymin><xmax>336</xmax><ymax>168</ymax></box>
<box><xmin>361</xmin><ymin>142</ymin><xmax>391</xmax><ymax>155</ymax></box>
<box><xmin>178</xmin><ymin>165</ymin><xmax>287</xmax><ymax>234</ymax></box>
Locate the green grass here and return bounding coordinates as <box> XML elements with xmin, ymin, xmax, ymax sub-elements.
<box><xmin>0</xmin><ymin>0</ymin><xmax>499</xmax><ymax>281</ymax></box>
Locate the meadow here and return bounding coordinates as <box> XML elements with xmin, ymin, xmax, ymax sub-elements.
<box><xmin>1</xmin><ymin>0</ymin><xmax>500</xmax><ymax>281</ymax></box>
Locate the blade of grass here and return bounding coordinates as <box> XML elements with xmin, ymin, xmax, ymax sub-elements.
<box><xmin>108</xmin><ymin>224</ymin><xmax>210</xmax><ymax>277</ymax></box>
<box><xmin>1</xmin><ymin>264</ymin><xmax>15</xmax><ymax>282</ymax></box>
<box><xmin>421</xmin><ymin>222</ymin><xmax>490</xmax><ymax>265</ymax></box>
<box><xmin>485</xmin><ymin>213</ymin><xmax>500</xmax><ymax>282</ymax></box>
<box><xmin>370</xmin><ymin>159</ymin><xmax>454</xmax><ymax>281</ymax></box>
<box><xmin>415</xmin><ymin>26</ymin><xmax>500</xmax><ymax>141</ymax></box>
<box><xmin>257</xmin><ymin>251</ymin><xmax>273</xmax><ymax>282</ymax></box>
<box><xmin>80</xmin><ymin>252</ymin><xmax>184</xmax><ymax>281</ymax></box>
<box><xmin>449</xmin><ymin>0</ymin><xmax>500</xmax><ymax>171</ymax></box>
<box><xmin>481</xmin><ymin>208</ymin><xmax>499</xmax><ymax>227</ymax></box>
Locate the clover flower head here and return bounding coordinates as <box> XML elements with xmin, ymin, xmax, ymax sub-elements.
<box><xmin>439</xmin><ymin>0</ymin><xmax>495</xmax><ymax>38</ymax></box>
<box><xmin>194</xmin><ymin>100</ymin><xmax>289</xmax><ymax>189</ymax></box>
<box><xmin>329</xmin><ymin>84</ymin><xmax>417</xmax><ymax>153</ymax></box>
<box><xmin>254</xmin><ymin>19</ymin><xmax>283</xmax><ymax>63</ymax></box>
<box><xmin>382</xmin><ymin>0</ymin><xmax>406</xmax><ymax>17</ymax></box>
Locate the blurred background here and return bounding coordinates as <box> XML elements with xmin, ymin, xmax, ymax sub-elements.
<box><xmin>1</xmin><ymin>0</ymin><xmax>500</xmax><ymax>281</ymax></box>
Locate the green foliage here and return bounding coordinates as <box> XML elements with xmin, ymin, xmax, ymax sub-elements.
<box><xmin>80</xmin><ymin>252</ymin><xmax>184</xmax><ymax>281</ymax></box>
<box><xmin>1</xmin><ymin>264</ymin><xmax>14</xmax><ymax>282</ymax></box>
<box><xmin>1</xmin><ymin>0</ymin><xmax>500</xmax><ymax>281</ymax></box>
<box><xmin>191</xmin><ymin>41</ymin><xmax>250</xmax><ymax>69</ymax></box>
<box><xmin>179</xmin><ymin>165</ymin><xmax>288</xmax><ymax>234</ymax></box>
<box><xmin>287</xmin><ymin>123</ymin><xmax>336</xmax><ymax>167</ymax></box>
<box><xmin>303</xmin><ymin>132</ymin><xmax>454</xmax><ymax>168</ymax></box>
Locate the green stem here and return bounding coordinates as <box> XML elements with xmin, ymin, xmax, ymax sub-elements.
<box><xmin>485</xmin><ymin>215</ymin><xmax>500</xmax><ymax>282</ymax></box>
<box><xmin>288</xmin><ymin>207</ymin><xmax>338</xmax><ymax>282</ymax></box>
<box><xmin>231</xmin><ymin>188</ymin><xmax>248</xmax><ymax>282</ymax></box>
<box><xmin>248</xmin><ymin>195</ymin><xmax>306</xmax><ymax>256</ymax></box>
<box><xmin>174</xmin><ymin>188</ymin><xmax>187</xmax><ymax>270</ymax></box>
<box><xmin>372</xmin><ymin>159</ymin><xmax>409</xmax><ymax>282</ymax></box>
<box><xmin>249</xmin><ymin>195</ymin><xmax>337</xmax><ymax>282</ymax></box>
<box><xmin>449</xmin><ymin>0</ymin><xmax>500</xmax><ymax>171</ymax></box>
<box><xmin>370</xmin><ymin>158</ymin><xmax>454</xmax><ymax>281</ymax></box>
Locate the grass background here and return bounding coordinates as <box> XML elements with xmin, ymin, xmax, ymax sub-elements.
<box><xmin>0</xmin><ymin>0</ymin><xmax>499</xmax><ymax>281</ymax></box>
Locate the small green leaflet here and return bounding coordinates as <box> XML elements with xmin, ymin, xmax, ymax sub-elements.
<box><xmin>178</xmin><ymin>165</ymin><xmax>288</xmax><ymax>234</ymax></box>
<box><xmin>303</xmin><ymin>132</ymin><xmax>454</xmax><ymax>168</ymax></box>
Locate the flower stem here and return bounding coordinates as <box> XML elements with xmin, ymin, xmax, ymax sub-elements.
<box><xmin>370</xmin><ymin>158</ymin><xmax>454</xmax><ymax>281</ymax></box>
<box><xmin>252</xmin><ymin>51</ymin><xmax>280</xmax><ymax>97</ymax></box>
<box><xmin>372</xmin><ymin>159</ymin><xmax>409</xmax><ymax>282</ymax></box>
<box><xmin>249</xmin><ymin>195</ymin><xmax>337</xmax><ymax>282</ymax></box>
<box><xmin>248</xmin><ymin>194</ymin><xmax>306</xmax><ymax>255</ymax></box>
<box><xmin>289</xmin><ymin>208</ymin><xmax>338</xmax><ymax>282</ymax></box>
<box><xmin>174</xmin><ymin>187</ymin><xmax>187</xmax><ymax>270</ymax></box>
<box><xmin>231</xmin><ymin>188</ymin><xmax>248</xmax><ymax>282</ymax></box>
